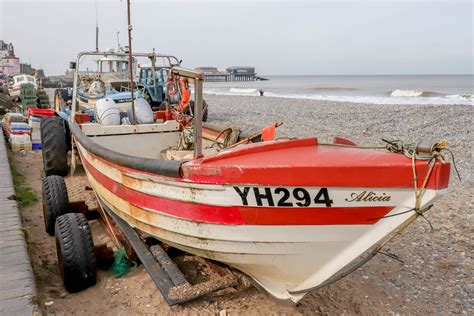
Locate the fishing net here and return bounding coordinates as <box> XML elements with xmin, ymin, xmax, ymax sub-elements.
<box><xmin>110</xmin><ymin>247</ymin><xmax>135</xmax><ymax>277</ymax></box>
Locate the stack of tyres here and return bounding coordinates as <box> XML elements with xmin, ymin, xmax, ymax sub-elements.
<box><xmin>20</xmin><ymin>83</ymin><xmax>38</xmax><ymax>110</ymax></box>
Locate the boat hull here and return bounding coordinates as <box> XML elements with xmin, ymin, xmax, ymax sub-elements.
<box><xmin>76</xmin><ymin>141</ymin><xmax>448</xmax><ymax>302</ymax></box>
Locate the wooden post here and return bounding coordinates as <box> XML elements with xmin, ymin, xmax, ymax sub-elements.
<box><xmin>126</xmin><ymin>0</ymin><xmax>137</xmax><ymax>125</ymax></box>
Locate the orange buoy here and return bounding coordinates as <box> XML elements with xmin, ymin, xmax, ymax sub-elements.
<box><xmin>178</xmin><ymin>79</ymin><xmax>191</xmax><ymax>111</ymax></box>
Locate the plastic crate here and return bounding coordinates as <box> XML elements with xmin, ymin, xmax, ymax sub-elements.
<box><xmin>28</xmin><ymin>108</ymin><xmax>55</xmax><ymax>117</ymax></box>
<box><xmin>22</xmin><ymin>103</ymin><xmax>38</xmax><ymax>111</ymax></box>
<box><xmin>32</xmin><ymin>143</ymin><xmax>42</xmax><ymax>150</ymax></box>
<box><xmin>22</xmin><ymin>99</ymin><xmax>37</xmax><ymax>106</ymax></box>
<box><xmin>75</xmin><ymin>113</ymin><xmax>91</xmax><ymax>123</ymax></box>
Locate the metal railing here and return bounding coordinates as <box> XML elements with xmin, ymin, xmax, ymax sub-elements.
<box><xmin>170</xmin><ymin>67</ymin><xmax>205</xmax><ymax>159</ymax></box>
<box><xmin>70</xmin><ymin>51</ymin><xmax>180</xmax><ymax>121</ymax></box>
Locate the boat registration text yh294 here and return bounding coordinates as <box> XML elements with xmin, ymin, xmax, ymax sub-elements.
<box><xmin>233</xmin><ymin>186</ymin><xmax>394</xmax><ymax>208</ymax></box>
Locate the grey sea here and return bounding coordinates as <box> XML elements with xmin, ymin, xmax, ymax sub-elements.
<box><xmin>204</xmin><ymin>75</ymin><xmax>473</xmax><ymax>105</ymax></box>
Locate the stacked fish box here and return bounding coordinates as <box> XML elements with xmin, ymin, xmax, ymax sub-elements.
<box><xmin>1</xmin><ymin>113</ymin><xmax>32</xmax><ymax>151</ymax></box>
<box><xmin>1</xmin><ymin>112</ymin><xmax>25</xmax><ymax>137</ymax></box>
<box><xmin>10</xmin><ymin>133</ymin><xmax>33</xmax><ymax>152</ymax></box>
<box><xmin>20</xmin><ymin>83</ymin><xmax>38</xmax><ymax>110</ymax></box>
<box><xmin>29</xmin><ymin>115</ymin><xmax>42</xmax><ymax>149</ymax></box>
<box><xmin>27</xmin><ymin>108</ymin><xmax>55</xmax><ymax>150</ymax></box>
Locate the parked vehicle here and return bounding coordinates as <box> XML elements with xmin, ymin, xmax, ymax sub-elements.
<box><xmin>138</xmin><ymin>63</ymin><xmax>208</xmax><ymax>121</ymax></box>
<box><xmin>8</xmin><ymin>74</ymin><xmax>37</xmax><ymax>101</ymax></box>
<box><xmin>137</xmin><ymin>64</ymin><xmax>173</xmax><ymax>108</ymax></box>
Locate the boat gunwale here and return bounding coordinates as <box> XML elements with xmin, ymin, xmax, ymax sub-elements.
<box><xmin>69</xmin><ymin>120</ymin><xmax>183</xmax><ymax>178</ymax></box>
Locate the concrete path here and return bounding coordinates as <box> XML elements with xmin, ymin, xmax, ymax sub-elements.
<box><xmin>0</xmin><ymin>133</ymin><xmax>38</xmax><ymax>315</ymax></box>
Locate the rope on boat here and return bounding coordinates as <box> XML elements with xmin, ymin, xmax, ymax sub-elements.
<box><xmin>369</xmin><ymin>139</ymin><xmax>461</xmax><ymax>230</ymax></box>
<box><xmin>207</xmin><ymin>127</ymin><xmax>235</xmax><ymax>151</ymax></box>
<box><xmin>289</xmin><ymin>140</ymin><xmax>459</xmax><ymax>296</ymax></box>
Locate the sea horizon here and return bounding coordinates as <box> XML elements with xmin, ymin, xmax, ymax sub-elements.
<box><xmin>204</xmin><ymin>74</ymin><xmax>473</xmax><ymax>105</ymax></box>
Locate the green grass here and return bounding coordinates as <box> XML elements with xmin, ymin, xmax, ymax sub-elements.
<box><xmin>7</xmin><ymin>149</ymin><xmax>38</xmax><ymax>208</ymax></box>
<box><xmin>19</xmin><ymin>225</ymin><xmax>29</xmax><ymax>240</ymax></box>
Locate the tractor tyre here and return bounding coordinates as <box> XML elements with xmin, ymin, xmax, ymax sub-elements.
<box><xmin>41</xmin><ymin>116</ymin><xmax>69</xmax><ymax>176</ymax></box>
<box><xmin>55</xmin><ymin>213</ymin><xmax>97</xmax><ymax>293</ymax></box>
<box><xmin>188</xmin><ymin>100</ymin><xmax>209</xmax><ymax>122</ymax></box>
<box><xmin>202</xmin><ymin>100</ymin><xmax>209</xmax><ymax>122</ymax></box>
<box><xmin>42</xmin><ymin>175</ymin><xmax>70</xmax><ymax>236</ymax></box>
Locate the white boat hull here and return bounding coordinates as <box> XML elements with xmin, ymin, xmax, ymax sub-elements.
<box><xmin>77</xmin><ymin>142</ymin><xmax>446</xmax><ymax>302</ymax></box>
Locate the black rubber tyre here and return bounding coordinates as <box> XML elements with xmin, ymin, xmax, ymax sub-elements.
<box><xmin>42</xmin><ymin>176</ymin><xmax>69</xmax><ymax>236</ymax></box>
<box><xmin>188</xmin><ymin>100</ymin><xmax>209</xmax><ymax>122</ymax></box>
<box><xmin>41</xmin><ymin>116</ymin><xmax>69</xmax><ymax>176</ymax></box>
<box><xmin>55</xmin><ymin>213</ymin><xmax>97</xmax><ymax>293</ymax></box>
<box><xmin>202</xmin><ymin>99</ymin><xmax>209</xmax><ymax>122</ymax></box>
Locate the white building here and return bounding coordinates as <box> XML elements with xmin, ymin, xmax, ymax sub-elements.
<box><xmin>0</xmin><ymin>40</ymin><xmax>21</xmax><ymax>77</ymax></box>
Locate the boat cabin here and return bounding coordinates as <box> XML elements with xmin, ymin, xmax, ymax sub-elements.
<box><xmin>11</xmin><ymin>74</ymin><xmax>37</xmax><ymax>88</ymax></box>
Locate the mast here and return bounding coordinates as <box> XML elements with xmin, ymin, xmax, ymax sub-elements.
<box><xmin>116</xmin><ymin>31</ymin><xmax>121</xmax><ymax>51</ymax></box>
<box><xmin>96</xmin><ymin>27</ymin><xmax>99</xmax><ymax>52</ymax></box>
<box><xmin>126</xmin><ymin>0</ymin><xmax>137</xmax><ymax>125</ymax></box>
<box><xmin>95</xmin><ymin>0</ymin><xmax>99</xmax><ymax>51</ymax></box>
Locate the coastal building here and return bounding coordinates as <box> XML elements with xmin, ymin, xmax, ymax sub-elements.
<box><xmin>20</xmin><ymin>63</ymin><xmax>34</xmax><ymax>75</ymax></box>
<box><xmin>0</xmin><ymin>40</ymin><xmax>13</xmax><ymax>59</ymax></box>
<box><xmin>194</xmin><ymin>66</ymin><xmax>229</xmax><ymax>82</ymax></box>
<box><xmin>225</xmin><ymin>66</ymin><xmax>256</xmax><ymax>77</ymax></box>
<box><xmin>0</xmin><ymin>55</ymin><xmax>20</xmax><ymax>77</ymax></box>
<box><xmin>0</xmin><ymin>40</ymin><xmax>20</xmax><ymax>77</ymax></box>
<box><xmin>195</xmin><ymin>65</ymin><xmax>267</xmax><ymax>82</ymax></box>
<box><xmin>194</xmin><ymin>67</ymin><xmax>219</xmax><ymax>74</ymax></box>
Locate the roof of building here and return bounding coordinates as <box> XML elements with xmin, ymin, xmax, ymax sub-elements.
<box><xmin>226</xmin><ymin>66</ymin><xmax>255</xmax><ymax>69</ymax></box>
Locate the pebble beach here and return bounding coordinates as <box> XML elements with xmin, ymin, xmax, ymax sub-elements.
<box><xmin>8</xmin><ymin>94</ymin><xmax>473</xmax><ymax>315</ymax></box>
<box><xmin>203</xmin><ymin>94</ymin><xmax>473</xmax><ymax>314</ymax></box>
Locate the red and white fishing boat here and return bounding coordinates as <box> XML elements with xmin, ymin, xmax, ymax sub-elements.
<box><xmin>64</xmin><ymin>52</ymin><xmax>451</xmax><ymax>303</ymax></box>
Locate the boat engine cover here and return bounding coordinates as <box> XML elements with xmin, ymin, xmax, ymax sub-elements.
<box><xmin>128</xmin><ymin>98</ymin><xmax>154</xmax><ymax>124</ymax></box>
<box><xmin>95</xmin><ymin>98</ymin><xmax>121</xmax><ymax>126</ymax></box>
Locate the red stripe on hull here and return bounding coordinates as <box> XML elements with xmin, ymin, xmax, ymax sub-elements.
<box><xmin>81</xmin><ymin>150</ymin><xmax>393</xmax><ymax>226</ymax></box>
<box><xmin>84</xmin><ymin>137</ymin><xmax>450</xmax><ymax>190</ymax></box>
<box><xmin>183</xmin><ymin>139</ymin><xmax>451</xmax><ymax>189</ymax></box>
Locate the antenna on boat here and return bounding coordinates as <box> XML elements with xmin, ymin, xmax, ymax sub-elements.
<box><xmin>126</xmin><ymin>0</ymin><xmax>137</xmax><ymax>125</ymax></box>
<box><xmin>95</xmin><ymin>0</ymin><xmax>99</xmax><ymax>52</ymax></box>
<box><xmin>116</xmin><ymin>31</ymin><xmax>121</xmax><ymax>51</ymax></box>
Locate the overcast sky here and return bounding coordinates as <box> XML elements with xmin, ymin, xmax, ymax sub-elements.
<box><xmin>0</xmin><ymin>0</ymin><xmax>472</xmax><ymax>76</ymax></box>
